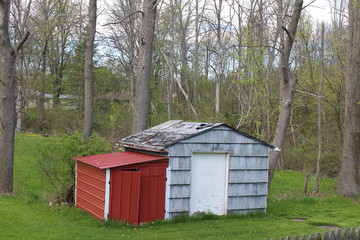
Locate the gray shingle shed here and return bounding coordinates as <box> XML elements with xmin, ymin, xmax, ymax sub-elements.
<box><xmin>118</xmin><ymin>120</ymin><xmax>275</xmax><ymax>219</ymax></box>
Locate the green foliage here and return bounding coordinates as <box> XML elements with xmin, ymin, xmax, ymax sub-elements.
<box><xmin>45</xmin><ymin>106</ymin><xmax>83</xmax><ymax>135</ymax></box>
<box><xmin>22</xmin><ymin>108</ymin><xmax>39</xmax><ymax>130</ymax></box>
<box><xmin>7</xmin><ymin>136</ymin><xmax>360</xmax><ymax>240</ymax></box>
<box><xmin>35</xmin><ymin>133</ymin><xmax>111</xmax><ymax>204</ymax></box>
<box><xmin>94</xmin><ymin>100</ymin><xmax>132</xmax><ymax>142</ymax></box>
<box><xmin>22</xmin><ymin>105</ymin><xmax>83</xmax><ymax>135</ymax></box>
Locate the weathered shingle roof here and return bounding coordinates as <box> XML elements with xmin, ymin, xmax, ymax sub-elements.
<box><xmin>117</xmin><ymin>120</ymin><xmax>274</xmax><ymax>153</ymax></box>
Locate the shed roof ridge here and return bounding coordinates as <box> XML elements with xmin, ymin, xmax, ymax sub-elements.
<box><xmin>117</xmin><ymin>121</ymin><xmax>274</xmax><ymax>152</ymax></box>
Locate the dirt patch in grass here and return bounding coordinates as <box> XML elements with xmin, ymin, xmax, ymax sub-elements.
<box><xmin>290</xmin><ymin>218</ymin><xmax>305</xmax><ymax>222</ymax></box>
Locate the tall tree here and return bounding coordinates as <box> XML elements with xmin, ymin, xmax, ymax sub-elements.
<box><xmin>83</xmin><ymin>0</ymin><xmax>97</xmax><ymax>140</ymax></box>
<box><xmin>193</xmin><ymin>0</ymin><xmax>200</xmax><ymax>102</ymax></box>
<box><xmin>337</xmin><ymin>0</ymin><xmax>360</xmax><ymax>197</ymax></box>
<box><xmin>132</xmin><ymin>0</ymin><xmax>158</xmax><ymax>133</ymax></box>
<box><xmin>214</xmin><ymin>0</ymin><xmax>223</xmax><ymax>118</ymax></box>
<box><xmin>0</xmin><ymin>0</ymin><xmax>29</xmax><ymax>194</ymax></box>
<box><xmin>268</xmin><ymin>0</ymin><xmax>303</xmax><ymax>187</ymax></box>
<box><xmin>178</xmin><ymin>0</ymin><xmax>192</xmax><ymax>99</ymax></box>
<box><xmin>314</xmin><ymin>22</ymin><xmax>325</xmax><ymax>194</ymax></box>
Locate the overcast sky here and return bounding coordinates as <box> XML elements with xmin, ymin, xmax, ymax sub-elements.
<box><xmin>97</xmin><ymin>0</ymin><xmax>334</xmax><ymax>37</ymax></box>
<box><xmin>304</xmin><ymin>0</ymin><xmax>332</xmax><ymax>22</ymax></box>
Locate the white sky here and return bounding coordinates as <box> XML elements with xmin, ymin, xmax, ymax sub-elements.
<box><xmin>97</xmin><ymin>0</ymin><xmax>333</xmax><ymax>25</ymax></box>
<box><xmin>96</xmin><ymin>0</ymin><xmax>334</xmax><ymax>37</ymax></box>
<box><xmin>303</xmin><ymin>0</ymin><xmax>332</xmax><ymax>22</ymax></box>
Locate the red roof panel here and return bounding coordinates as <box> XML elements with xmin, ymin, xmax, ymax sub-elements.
<box><xmin>74</xmin><ymin>151</ymin><xmax>168</xmax><ymax>169</ymax></box>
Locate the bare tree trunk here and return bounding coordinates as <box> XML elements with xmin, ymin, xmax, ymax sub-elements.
<box><xmin>83</xmin><ymin>0</ymin><xmax>97</xmax><ymax>140</ymax></box>
<box><xmin>303</xmin><ymin>172</ymin><xmax>310</xmax><ymax>195</ymax></box>
<box><xmin>337</xmin><ymin>0</ymin><xmax>360</xmax><ymax>197</ymax></box>
<box><xmin>52</xmin><ymin>37</ymin><xmax>66</xmax><ymax>105</ymax></box>
<box><xmin>314</xmin><ymin>22</ymin><xmax>325</xmax><ymax>194</ymax></box>
<box><xmin>16</xmin><ymin>89</ymin><xmax>24</xmax><ymax>132</ymax></box>
<box><xmin>0</xmin><ymin>0</ymin><xmax>29</xmax><ymax>194</ymax></box>
<box><xmin>167</xmin><ymin>0</ymin><xmax>175</xmax><ymax>120</ymax></box>
<box><xmin>193</xmin><ymin>0</ymin><xmax>200</xmax><ymax>102</ymax></box>
<box><xmin>128</xmin><ymin>0</ymin><xmax>137</xmax><ymax>111</ymax></box>
<box><xmin>214</xmin><ymin>0</ymin><xmax>223</xmax><ymax>118</ymax></box>
<box><xmin>16</xmin><ymin>58</ymin><xmax>25</xmax><ymax>132</ymax></box>
<box><xmin>132</xmin><ymin>0</ymin><xmax>157</xmax><ymax>133</ymax></box>
<box><xmin>38</xmin><ymin>38</ymin><xmax>48</xmax><ymax>132</ymax></box>
<box><xmin>0</xmin><ymin>0</ymin><xmax>16</xmax><ymax>194</ymax></box>
<box><xmin>178</xmin><ymin>0</ymin><xmax>190</xmax><ymax>97</ymax></box>
<box><xmin>268</xmin><ymin>0</ymin><xmax>303</xmax><ymax>188</ymax></box>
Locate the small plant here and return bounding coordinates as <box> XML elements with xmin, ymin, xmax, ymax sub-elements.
<box><xmin>35</xmin><ymin>133</ymin><xmax>111</xmax><ymax>205</ymax></box>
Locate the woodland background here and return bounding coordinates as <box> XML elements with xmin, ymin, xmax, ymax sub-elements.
<box><xmin>1</xmin><ymin>0</ymin><xmax>358</xmax><ymax>193</ymax></box>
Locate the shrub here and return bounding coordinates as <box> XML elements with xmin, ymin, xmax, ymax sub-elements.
<box><xmin>35</xmin><ymin>133</ymin><xmax>111</xmax><ymax>205</ymax></box>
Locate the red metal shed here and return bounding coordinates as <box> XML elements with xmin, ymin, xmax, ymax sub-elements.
<box><xmin>74</xmin><ymin>151</ymin><xmax>168</xmax><ymax>224</ymax></box>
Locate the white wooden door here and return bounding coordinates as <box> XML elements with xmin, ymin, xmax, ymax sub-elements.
<box><xmin>190</xmin><ymin>153</ymin><xmax>229</xmax><ymax>215</ymax></box>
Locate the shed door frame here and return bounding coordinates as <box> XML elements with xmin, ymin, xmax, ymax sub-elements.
<box><xmin>190</xmin><ymin>152</ymin><xmax>229</xmax><ymax>216</ymax></box>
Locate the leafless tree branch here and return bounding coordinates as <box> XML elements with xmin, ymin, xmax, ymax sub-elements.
<box><xmin>302</xmin><ymin>0</ymin><xmax>317</xmax><ymax>10</ymax></box>
<box><xmin>282</xmin><ymin>26</ymin><xmax>292</xmax><ymax>42</ymax></box>
<box><xmin>15</xmin><ymin>31</ymin><xmax>30</xmax><ymax>53</ymax></box>
<box><xmin>103</xmin><ymin>10</ymin><xmax>143</xmax><ymax>26</ymax></box>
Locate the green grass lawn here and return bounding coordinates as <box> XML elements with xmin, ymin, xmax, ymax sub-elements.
<box><xmin>1</xmin><ymin>134</ymin><xmax>360</xmax><ymax>239</ymax></box>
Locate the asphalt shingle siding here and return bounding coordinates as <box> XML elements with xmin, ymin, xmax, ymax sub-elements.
<box><xmin>165</xmin><ymin>125</ymin><xmax>272</xmax><ymax>217</ymax></box>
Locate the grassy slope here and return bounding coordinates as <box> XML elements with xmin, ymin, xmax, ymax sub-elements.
<box><xmin>1</xmin><ymin>134</ymin><xmax>360</xmax><ymax>239</ymax></box>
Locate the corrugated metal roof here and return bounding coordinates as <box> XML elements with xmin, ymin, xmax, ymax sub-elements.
<box><xmin>117</xmin><ymin>120</ymin><xmax>274</xmax><ymax>152</ymax></box>
<box><xmin>74</xmin><ymin>151</ymin><xmax>168</xmax><ymax>169</ymax></box>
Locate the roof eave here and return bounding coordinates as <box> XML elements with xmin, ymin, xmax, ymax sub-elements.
<box><xmin>119</xmin><ymin>142</ymin><xmax>167</xmax><ymax>153</ymax></box>
<box><xmin>218</xmin><ymin>124</ymin><xmax>275</xmax><ymax>149</ymax></box>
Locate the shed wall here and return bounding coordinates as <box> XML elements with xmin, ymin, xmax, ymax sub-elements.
<box><xmin>76</xmin><ymin>162</ymin><xmax>106</xmax><ymax>219</ymax></box>
<box><xmin>165</xmin><ymin>125</ymin><xmax>271</xmax><ymax>218</ymax></box>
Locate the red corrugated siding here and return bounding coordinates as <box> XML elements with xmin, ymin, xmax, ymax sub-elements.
<box><xmin>139</xmin><ymin>167</ymin><xmax>167</xmax><ymax>223</ymax></box>
<box><xmin>109</xmin><ymin>159</ymin><xmax>168</xmax><ymax>224</ymax></box>
<box><xmin>109</xmin><ymin>170</ymin><xmax>141</xmax><ymax>224</ymax></box>
<box><xmin>76</xmin><ymin>162</ymin><xmax>106</xmax><ymax>220</ymax></box>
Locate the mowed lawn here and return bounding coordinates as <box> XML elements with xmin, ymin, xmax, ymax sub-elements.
<box><xmin>1</xmin><ymin>134</ymin><xmax>360</xmax><ymax>240</ymax></box>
